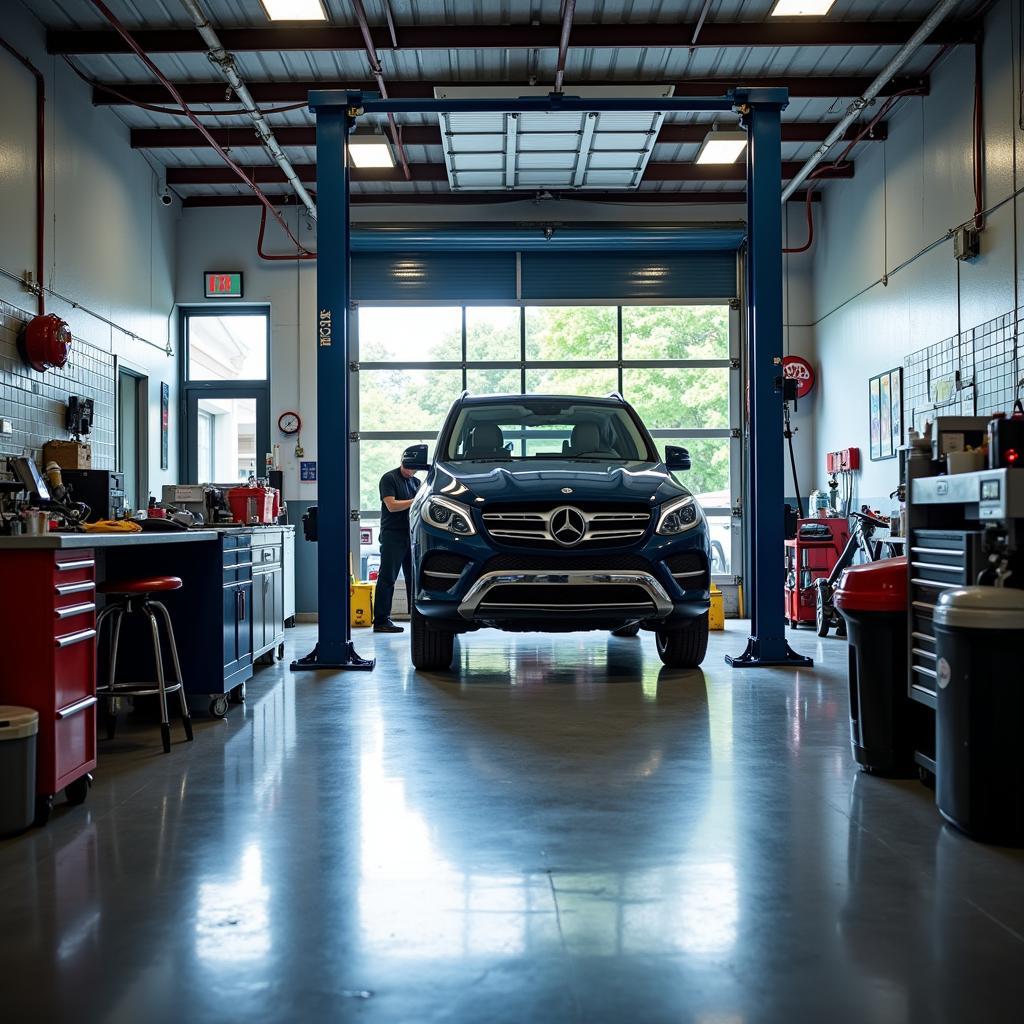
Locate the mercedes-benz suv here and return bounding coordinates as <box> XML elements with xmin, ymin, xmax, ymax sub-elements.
<box><xmin>402</xmin><ymin>393</ymin><xmax>712</xmax><ymax>671</ymax></box>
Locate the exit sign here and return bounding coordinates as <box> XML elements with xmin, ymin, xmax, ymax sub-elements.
<box><xmin>204</xmin><ymin>271</ymin><xmax>243</xmax><ymax>298</ymax></box>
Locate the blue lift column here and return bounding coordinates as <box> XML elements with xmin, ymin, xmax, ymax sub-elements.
<box><xmin>292</xmin><ymin>95</ymin><xmax>373</xmax><ymax>672</ymax></box>
<box><xmin>727</xmin><ymin>98</ymin><xmax>812</xmax><ymax>669</ymax></box>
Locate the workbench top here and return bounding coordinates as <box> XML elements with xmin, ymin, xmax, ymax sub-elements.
<box><xmin>0</xmin><ymin>530</ymin><xmax>221</xmax><ymax>549</ymax></box>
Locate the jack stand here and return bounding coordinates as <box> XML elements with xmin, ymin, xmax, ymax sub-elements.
<box><xmin>726</xmin><ymin>636</ymin><xmax>813</xmax><ymax>668</ymax></box>
<box><xmin>290</xmin><ymin>642</ymin><xmax>375</xmax><ymax>672</ymax></box>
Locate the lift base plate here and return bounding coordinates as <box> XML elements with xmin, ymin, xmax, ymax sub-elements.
<box><xmin>726</xmin><ymin>636</ymin><xmax>813</xmax><ymax>668</ymax></box>
<box><xmin>290</xmin><ymin>642</ymin><xmax>375</xmax><ymax>672</ymax></box>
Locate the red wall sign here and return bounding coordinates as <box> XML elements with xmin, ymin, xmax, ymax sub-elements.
<box><xmin>782</xmin><ymin>355</ymin><xmax>815</xmax><ymax>399</ymax></box>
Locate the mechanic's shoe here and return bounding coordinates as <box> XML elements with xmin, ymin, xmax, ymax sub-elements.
<box><xmin>373</xmin><ymin>619</ymin><xmax>404</xmax><ymax>634</ymax></box>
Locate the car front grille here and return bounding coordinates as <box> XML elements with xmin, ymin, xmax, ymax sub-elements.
<box><xmin>664</xmin><ymin>551</ymin><xmax>709</xmax><ymax>590</ymax></box>
<box><xmin>482</xmin><ymin>553</ymin><xmax>652</xmax><ymax>573</ymax></box>
<box><xmin>481</xmin><ymin>501</ymin><xmax>651</xmax><ymax>549</ymax></box>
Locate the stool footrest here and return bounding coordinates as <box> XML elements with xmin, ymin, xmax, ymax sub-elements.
<box><xmin>99</xmin><ymin>682</ymin><xmax>184</xmax><ymax>698</ymax></box>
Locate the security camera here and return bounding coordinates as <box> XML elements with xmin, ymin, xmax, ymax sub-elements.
<box><xmin>158</xmin><ymin>187</ymin><xmax>173</xmax><ymax>207</ymax></box>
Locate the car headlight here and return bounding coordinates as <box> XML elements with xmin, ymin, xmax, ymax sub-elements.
<box><xmin>656</xmin><ymin>495</ymin><xmax>701</xmax><ymax>535</ymax></box>
<box><xmin>424</xmin><ymin>496</ymin><xmax>476</xmax><ymax>536</ymax></box>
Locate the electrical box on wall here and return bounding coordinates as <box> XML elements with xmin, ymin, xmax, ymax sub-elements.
<box><xmin>953</xmin><ymin>226</ymin><xmax>980</xmax><ymax>262</ymax></box>
<box><xmin>826</xmin><ymin>448</ymin><xmax>861</xmax><ymax>474</ymax></box>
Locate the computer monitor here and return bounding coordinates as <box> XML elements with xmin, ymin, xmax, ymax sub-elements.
<box><xmin>11</xmin><ymin>457</ymin><xmax>50</xmax><ymax>502</ymax></box>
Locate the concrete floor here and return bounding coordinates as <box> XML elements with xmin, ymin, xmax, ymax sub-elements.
<box><xmin>2</xmin><ymin>622</ymin><xmax>1023</xmax><ymax>1023</ymax></box>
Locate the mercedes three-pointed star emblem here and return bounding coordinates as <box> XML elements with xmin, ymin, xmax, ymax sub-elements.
<box><xmin>550</xmin><ymin>506</ymin><xmax>587</xmax><ymax>547</ymax></box>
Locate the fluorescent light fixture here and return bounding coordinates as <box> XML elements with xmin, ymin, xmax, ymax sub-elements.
<box><xmin>259</xmin><ymin>0</ymin><xmax>328</xmax><ymax>21</ymax></box>
<box><xmin>348</xmin><ymin>130</ymin><xmax>395</xmax><ymax>169</ymax></box>
<box><xmin>770</xmin><ymin>0</ymin><xmax>836</xmax><ymax>14</ymax></box>
<box><xmin>695</xmin><ymin>128</ymin><xmax>747</xmax><ymax>165</ymax></box>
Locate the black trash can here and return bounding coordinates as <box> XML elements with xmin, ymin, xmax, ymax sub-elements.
<box><xmin>934</xmin><ymin>586</ymin><xmax>1024</xmax><ymax>844</ymax></box>
<box><xmin>834</xmin><ymin>557</ymin><xmax>916</xmax><ymax>777</ymax></box>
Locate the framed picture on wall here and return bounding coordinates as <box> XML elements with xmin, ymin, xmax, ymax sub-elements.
<box><xmin>869</xmin><ymin>369</ymin><xmax>900</xmax><ymax>461</ymax></box>
<box><xmin>160</xmin><ymin>382</ymin><xmax>170</xmax><ymax>470</ymax></box>
<box><xmin>869</xmin><ymin>376</ymin><xmax>882</xmax><ymax>460</ymax></box>
<box><xmin>889</xmin><ymin>367</ymin><xmax>903</xmax><ymax>454</ymax></box>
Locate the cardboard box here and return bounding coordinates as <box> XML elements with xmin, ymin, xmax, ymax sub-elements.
<box><xmin>43</xmin><ymin>440</ymin><xmax>91</xmax><ymax>470</ymax></box>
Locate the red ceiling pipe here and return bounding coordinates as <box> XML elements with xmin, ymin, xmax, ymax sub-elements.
<box><xmin>349</xmin><ymin>0</ymin><xmax>412</xmax><ymax>181</ymax></box>
<box><xmin>0</xmin><ymin>37</ymin><xmax>45</xmax><ymax>315</ymax></box>
<box><xmin>554</xmin><ymin>0</ymin><xmax>576</xmax><ymax>93</ymax></box>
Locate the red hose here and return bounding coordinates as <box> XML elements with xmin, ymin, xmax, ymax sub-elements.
<box><xmin>0</xmin><ymin>37</ymin><xmax>45</xmax><ymax>314</ymax></box>
<box><xmin>86</xmin><ymin>0</ymin><xmax>315</xmax><ymax>260</ymax></box>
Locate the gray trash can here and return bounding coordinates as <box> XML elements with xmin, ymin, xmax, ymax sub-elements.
<box><xmin>0</xmin><ymin>706</ymin><xmax>39</xmax><ymax>837</ymax></box>
<box><xmin>934</xmin><ymin>587</ymin><xmax>1024</xmax><ymax>844</ymax></box>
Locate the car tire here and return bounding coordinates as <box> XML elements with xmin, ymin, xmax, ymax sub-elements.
<box><xmin>611</xmin><ymin>623</ymin><xmax>641</xmax><ymax>638</ymax></box>
<box><xmin>655</xmin><ymin>614</ymin><xmax>709</xmax><ymax>668</ymax></box>
<box><xmin>411</xmin><ymin>605</ymin><xmax>455</xmax><ymax>671</ymax></box>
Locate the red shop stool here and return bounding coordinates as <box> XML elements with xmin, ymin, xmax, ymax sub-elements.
<box><xmin>96</xmin><ymin>577</ymin><xmax>194</xmax><ymax>754</ymax></box>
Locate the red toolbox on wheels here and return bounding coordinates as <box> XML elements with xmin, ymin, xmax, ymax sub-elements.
<box><xmin>785</xmin><ymin>518</ymin><xmax>850</xmax><ymax>627</ymax></box>
<box><xmin>0</xmin><ymin>549</ymin><xmax>97</xmax><ymax>825</ymax></box>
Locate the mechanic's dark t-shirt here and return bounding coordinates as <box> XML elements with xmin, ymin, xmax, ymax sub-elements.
<box><xmin>379</xmin><ymin>468</ymin><xmax>421</xmax><ymax>533</ymax></box>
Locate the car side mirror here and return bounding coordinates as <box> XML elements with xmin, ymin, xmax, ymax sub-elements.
<box><xmin>402</xmin><ymin>443</ymin><xmax>430</xmax><ymax>471</ymax></box>
<box><xmin>665</xmin><ymin>445</ymin><xmax>691</xmax><ymax>471</ymax></box>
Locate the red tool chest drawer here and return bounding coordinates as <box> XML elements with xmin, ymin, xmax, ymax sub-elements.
<box><xmin>0</xmin><ymin>548</ymin><xmax>97</xmax><ymax>819</ymax></box>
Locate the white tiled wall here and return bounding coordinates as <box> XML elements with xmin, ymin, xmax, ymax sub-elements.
<box><xmin>0</xmin><ymin>299</ymin><xmax>115</xmax><ymax>468</ymax></box>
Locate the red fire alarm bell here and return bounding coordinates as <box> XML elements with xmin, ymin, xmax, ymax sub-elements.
<box><xmin>19</xmin><ymin>313</ymin><xmax>72</xmax><ymax>373</ymax></box>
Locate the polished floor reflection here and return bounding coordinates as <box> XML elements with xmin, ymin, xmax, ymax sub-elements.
<box><xmin>2</xmin><ymin>623</ymin><xmax>1023</xmax><ymax>1023</ymax></box>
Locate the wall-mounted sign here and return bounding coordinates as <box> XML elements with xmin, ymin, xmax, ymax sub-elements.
<box><xmin>782</xmin><ymin>355</ymin><xmax>815</xmax><ymax>399</ymax></box>
<box><xmin>204</xmin><ymin>272</ymin><xmax>243</xmax><ymax>299</ymax></box>
<box><xmin>300</xmin><ymin>460</ymin><xmax>317</xmax><ymax>482</ymax></box>
<box><xmin>360</xmin><ymin>527</ymin><xmax>373</xmax><ymax>545</ymax></box>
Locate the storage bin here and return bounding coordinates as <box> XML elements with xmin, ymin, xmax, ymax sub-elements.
<box><xmin>0</xmin><ymin>707</ymin><xmax>39</xmax><ymax>837</ymax></box>
<box><xmin>709</xmin><ymin>584</ymin><xmax>725</xmax><ymax>630</ymax></box>
<box><xmin>350</xmin><ymin>582</ymin><xmax>376</xmax><ymax>627</ymax></box>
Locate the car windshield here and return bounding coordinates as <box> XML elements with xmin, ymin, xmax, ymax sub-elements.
<box><xmin>445</xmin><ymin>398</ymin><xmax>655</xmax><ymax>462</ymax></box>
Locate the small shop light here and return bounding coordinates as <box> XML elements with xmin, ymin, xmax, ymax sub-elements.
<box><xmin>770</xmin><ymin>0</ymin><xmax>836</xmax><ymax>15</ymax></box>
<box><xmin>259</xmin><ymin>0</ymin><xmax>328</xmax><ymax>21</ymax></box>
<box><xmin>348</xmin><ymin>130</ymin><xmax>396</xmax><ymax>169</ymax></box>
<box><xmin>695</xmin><ymin>127</ymin><xmax>748</xmax><ymax>165</ymax></box>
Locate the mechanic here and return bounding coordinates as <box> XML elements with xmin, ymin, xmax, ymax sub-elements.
<box><xmin>372</xmin><ymin>455</ymin><xmax>422</xmax><ymax>633</ymax></box>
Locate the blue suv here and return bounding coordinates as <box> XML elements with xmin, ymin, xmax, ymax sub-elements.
<box><xmin>402</xmin><ymin>393</ymin><xmax>712</xmax><ymax>671</ymax></box>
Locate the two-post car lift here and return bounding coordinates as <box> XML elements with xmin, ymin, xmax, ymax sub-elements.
<box><xmin>292</xmin><ymin>88</ymin><xmax>811</xmax><ymax>672</ymax></box>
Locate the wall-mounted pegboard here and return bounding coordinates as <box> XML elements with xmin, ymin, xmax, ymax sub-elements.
<box><xmin>903</xmin><ymin>306</ymin><xmax>1022</xmax><ymax>440</ymax></box>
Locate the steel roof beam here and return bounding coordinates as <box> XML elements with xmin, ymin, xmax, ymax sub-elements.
<box><xmin>49</xmin><ymin>21</ymin><xmax>972</xmax><ymax>55</ymax></box>
<box><xmin>95</xmin><ymin>76</ymin><xmax>927</xmax><ymax>107</ymax></box>
<box><xmin>166</xmin><ymin>160</ymin><xmax>853</xmax><ymax>186</ymax></box>
<box><xmin>180</xmin><ymin>190</ymin><xmax>823</xmax><ymax>208</ymax></box>
<box><xmin>130</xmin><ymin>120</ymin><xmax>887</xmax><ymax>149</ymax></box>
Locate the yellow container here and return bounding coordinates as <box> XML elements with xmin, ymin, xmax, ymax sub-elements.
<box><xmin>709</xmin><ymin>583</ymin><xmax>725</xmax><ymax>631</ymax></box>
<box><xmin>350</xmin><ymin>582</ymin><xmax>376</xmax><ymax>627</ymax></box>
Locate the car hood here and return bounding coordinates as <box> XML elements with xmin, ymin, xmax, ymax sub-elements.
<box><xmin>431</xmin><ymin>459</ymin><xmax>691</xmax><ymax>507</ymax></box>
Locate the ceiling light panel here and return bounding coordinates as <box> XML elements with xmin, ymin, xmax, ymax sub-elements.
<box><xmin>770</xmin><ymin>0</ymin><xmax>836</xmax><ymax>15</ymax></box>
<box><xmin>435</xmin><ymin>86</ymin><xmax>672</xmax><ymax>191</ymax></box>
<box><xmin>259</xmin><ymin>0</ymin><xmax>328</xmax><ymax>21</ymax></box>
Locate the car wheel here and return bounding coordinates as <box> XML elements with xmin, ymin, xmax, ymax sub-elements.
<box><xmin>411</xmin><ymin>605</ymin><xmax>455</xmax><ymax>671</ymax></box>
<box><xmin>655</xmin><ymin>614</ymin><xmax>709</xmax><ymax>668</ymax></box>
<box><xmin>815</xmin><ymin>588</ymin><xmax>831</xmax><ymax>637</ymax></box>
<box><xmin>611</xmin><ymin>623</ymin><xmax>641</xmax><ymax>638</ymax></box>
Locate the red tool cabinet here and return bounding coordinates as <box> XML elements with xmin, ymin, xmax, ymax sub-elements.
<box><xmin>784</xmin><ymin>519</ymin><xmax>850</xmax><ymax>627</ymax></box>
<box><xmin>0</xmin><ymin>549</ymin><xmax>97</xmax><ymax>823</ymax></box>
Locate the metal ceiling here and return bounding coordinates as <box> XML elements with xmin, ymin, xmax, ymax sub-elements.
<box><xmin>16</xmin><ymin>0</ymin><xmax>984</xmax><ymax>206</ymax></box>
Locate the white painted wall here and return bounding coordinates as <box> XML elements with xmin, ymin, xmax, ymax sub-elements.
<box><xmin>0</xmin><ymin>3</ymin><xmax>179</xmax><ymax>492</ymax></box>
<box><xmin>807</xmin><ymin>0</ymin><xmax>1023</xmax><ymax>507</ymax></box>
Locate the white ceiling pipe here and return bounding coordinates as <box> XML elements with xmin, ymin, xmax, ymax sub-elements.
<box><xmin>781</xmin><ymin>0</ymin><xmax>963</xmax><ymax>203</ymax></box>
<box><xmin>179</xmin><ymin>0</ymin><xmax>318</xmax><ymax>220</ymax></box>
